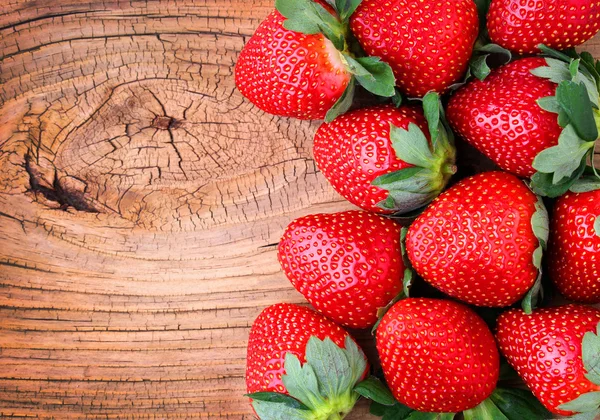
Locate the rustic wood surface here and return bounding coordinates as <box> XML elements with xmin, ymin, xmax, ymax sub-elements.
<box><xmin>0</xmin><ymin>1</ymin><xmax>599</xmax><ymax>418</ymax></box>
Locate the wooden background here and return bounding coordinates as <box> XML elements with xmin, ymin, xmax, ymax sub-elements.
<box><xmin>0</xmin><ymin>1</ymin><xmax>599</xmax><ymax>418</ymax></box>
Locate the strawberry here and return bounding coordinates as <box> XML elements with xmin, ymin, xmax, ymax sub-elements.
<box><xmin>376</xmin><ymin>298</ymin><xmax>499</xmax><ymax>413</ymax></box>
<box><xmin>447</xmin><ymin>57</ymin><xmax>560</xmax><ymax>178</ymax></box>
<box><xmin>496</xmin><ymin>304</ymin><xmax>600</xmax><ymax>416</ymax></box>
<box><xmin>235</xmin><ymin>0</ymin><xmax>396</xmax><ymax>121</ymax></box>
<box><xmin>406</xmin><ymin>171</ymin><xmax>548</xmax><ymax>309</ymax></box>
<box><xmin>448</xmin><ymin>50</ymin><xmax>600</xmax><ymax>197</ymax></box>
<box><xmin>278</xmin><ymin>211</ymin><xmax>405</xmax><ymax>329</ymax></box>
<box><xmin>549</xmin><ymin>187</ymin><xmax>600</xmax><ymax>303</ymax></box>
<box><xmin>349</xmin><ymin>0</ymin><xmax>479</xmax><ymax>98</ymax></box>
<box><xmin>313</xmin><ymin>94</ymin><xmax>456</xmax><ymax>215</ymax></box>
<box><xmin>235</xmin><ymin>9</ymin><xmax>350</xmax><ymax>120</ymax></box>
<box><xmin>487</xmin><ymin>0</ymin><xmax>600</xmax><ymax>54</ymax></box>
<box><xmin>245</xmin><ymin>303</ymin><xmax>370</xmax><ymax>418</ymax></box>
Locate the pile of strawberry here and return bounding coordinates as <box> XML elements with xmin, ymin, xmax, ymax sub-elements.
<box><xmin>235</xmin><ymin>0</ymin><xmax>600</xmax><ymax>419</ymax></box>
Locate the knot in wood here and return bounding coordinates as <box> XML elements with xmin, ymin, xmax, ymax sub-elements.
<box><xmin>152</xmin><ymin>116</ymin><xmax>177</xmax><ymax>130</ymax></box>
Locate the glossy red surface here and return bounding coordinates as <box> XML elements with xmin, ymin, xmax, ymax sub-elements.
<box><xmin>406</xmin><ymin>171</ymin><xmax>540</xmax><ymax>306</ymax></box>
<box><xmin>376</xmin><ymin>298</ymin><xmax>500</xmax><ymax>412</ymax></box>
<box><xmin>278</xmin><ymin>210</ymin><xmax>404</xmax><ymax>328</ymax></box>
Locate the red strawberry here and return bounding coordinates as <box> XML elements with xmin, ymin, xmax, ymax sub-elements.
<box><xmin>549</xmin><ymin>188</ymin><xmax>600</xmax><ymax>303</ymax></box>
<box><xmin>376</xmin><ymin>298</ymin><xmax>500</xmax><ymax>413</ymax></box>
<box><xmin>487</xmin><ymin>0</ymin><xmax>600</xmax><ymax>54</ymax></box>
<box><xmin>235</xmin><ymin>9</ymin><xmax>351</xmax><ymax>120</ymax></box>
<box><xmin>496</xmin><ymin>304</ymin><xmax>600</xmax><ymax>415</ymax></box>
<box><xmin>278</xmin><ymin>211</ymin><xmax>404</xmax><ymax>329</ymax></box>
<box><xmin>349</xmin><ymin>0</ymin><xmax>479</xmax><ymax>97</ymax></box>
<box><xmin>447</xmin><ymin>57</ymin><xmax>560</xmax><ymax>178</ymax></box>
<box><xmin>246</xmin><ymin>303</ymin><xmax>369</xmax><ymax>417</ymax></box>
<box><xmin>406</xmin><ymin>171</ymin><xmax>548</xmax><ymax>308</ymax></box>
<box><xmin>235</xmin><ymin>0</ymin><xmax>397</xmax><ymax>121</ymax></box>
<box><xmin>313</xmin><ymin>102</ymin><xmax>456</xmax><ymax>215</ymax></box>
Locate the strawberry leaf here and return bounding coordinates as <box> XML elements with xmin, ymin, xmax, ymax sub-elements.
<box><xmin>399</xmin><ymin>227</ymin><xmax>414</xmax><ymax>297</ymax></box>
<box><xmin>370</xmin><ymin>400</ymin><xmax>414</xmax><ymax>419</ymax></box>
<box><xmin>392</xmin><ymin>88</ymin><xmax>403</xmax><ymax>107</ymax></box>
<box><xmin>463</xmin><ymin>399</ymin><xmax>509</xmax><ymax>420</ymax></box>
<box><xmin>282</xmin><ymin>353</ymin><xmax>324</xmax><ymax>409</ymax></box>
<box><xmin>305</xmin><ymin>336</ymin><xmax>363</xmax><ymax>400</ymax></box>
<box><xmin>531</xmin><ymin>58</ymin><xmax>572</xmax><ymax>84</ymax></box>
<box><xmin>532</xmin><ymin>125</ymin><xmax>596</xmax><ymax>184</ymax></box>
<box><xmin>558</xmin><ymin>392</ymin><xmax>600</xmax><ymax>413</ymax></box>
<box><xmin>252</xmin><ymin>400</ymin><xmax>313</xmax><ymax>419</ymax></box>
<box><xmin>556</xmin><ymin>81</ymin><xmax>598</xmax><ymax>141</ymax></box>
<box><xmin>570</xmin><ymin>59</ymin><xmax>581</xmax><ymax>78</ymax></box>
<box><xmin>538</xmin><ymin>44</ymin><xmax>575</xmax><ymax>63</ymax></box>
<box><xmin>564</xmin><ymin>410</ymin><xmax>600</xmax><ymax>420</ymax></box>
<box><xmin>350</xmin><ymin>56</ymin><xmax>396</xmax><ymax>97</ymax></box>
<box><xmin>595</xmin><ymin>216</ymin><xmax>600</xmax><ymax>238</ymax></box>
<box><xmin>354</xmin><ymin>377</ymin><xmax>396</xmax><ymax>406</ymax></box>
<box><xmin>407</xmin><ymin>412</ymin><xmax>455</xmax><ymax>420</ymax></box>
<box><xmin>276</xmin><ymin>0</ymin><xmax>345</xmax><ymax>50</ymax></box>
<box><xmin>522</xmin><ymin>272</ymin><xmax>543</xmax><ymax>315</ymax></box>
<box><xmin>469</xmin><ymin>44</ymin><xmax>512</xmax><ymax>81</ymax></box>
<box><xmin>335</xmin><ymin>0</ymin><xmax>362</xmax><ymax>23</ymax></box>
<box><xmin>579</xmin><ymin>51</ymin><xmax>600</xmax><ymax>87</ymax></box>
<box><xmin>246</xmin><ymin>392</ymin><xmax>309</xmax><ymax>410</ymax></box>
<box><xmin>570</xmin><ymin>176</ymin><xmax>600</xmax><ymax>193</ymax></box>
<box><xmin>390</xmin><ymin>123</ymin><xmax>434</xmax><ymax>167</ymax></box>
<box><xmin>372</xmin><ymin>167</ymin><xmax>432</xmax><ymax>193</ymax></box>
<box><xmin>402</xmin><ymin>268</ymin><xmax>414</xmax><ymax>298</ymax></box>
<box><xmin>423</xmin><ymin>92</ymin><xmax>441</xmax><ymax>145</ymax></box>
<box><xmin>537</xmin><ymin>96</ymin><xmax>561</xmax><ymax>114</ymax></box>
<box><xmin>489</xmin><ymin>388</ymin><xmax>552</xmax><ymax>420</ymax></box>
<box><xmin>278</xmin><ymin>336</ymin><xmax>366</xmax><ymax>417</ymax></box>
<box><xmin>342</xmin><ymin>335</ymin><xmax>369</xmax><ymax>390</ymax></box>
<box><xmin>325</xmin><ymin>77</ymin><xmax>355</xmax><ymax>123</ymax></box>
<box><xmin>531</xmin><ymin>196</ymin><xmax>549</xmax><ymax>250</ymax></box>
<box><xmin>377</xmin><ymin>190</ymin><xmax>432</xmax><ymax>214</ymax></box>
<box><xmin>531</xmin><ymin>156</ymin><xmax>588</xmax><ymax>198</ymax></box>
<box><xmin>372</xmin><ymin>102</ymin><xmax>455</xmax><ymax>214</ymax></box>
<box><xmin>583</xmin><ymin>323</ymin><xmax>600</xmax><ymax>385</ymax></box>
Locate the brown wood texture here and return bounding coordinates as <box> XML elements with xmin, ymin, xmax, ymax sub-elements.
<box><xmin>0</xmin><ymin>1</ymin><xmax>600</xmax><ymax>418</ymax></box>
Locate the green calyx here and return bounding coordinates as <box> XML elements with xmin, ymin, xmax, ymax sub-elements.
<box><xmin>369</xmin><ymin>387</ymin><xmax>549</xmax><ymax>420</ymax></box>
<box><xmin>275</xmin><ymin>0</ymin><xmax>397</xmax><ymax>122</ymax></box>
<box><xmin>529</xmin><ymin>45</ymin><xmax>600</xmax><ymax>197</ymax></box>
<box><xmin>521</xmin><ymin>195</ymin><xmax>548</xmax><ymax>314</ymax></box>
<box><xmin>372</xmin><ymin>92</ymin><xmax>457</xmax><ymax>215</ymax></box>
<box><xmin>557</xmin><ymin>322</ymin><xmax>600</xmax><ymax>416</ymax></box>
<box><xmin>448</xmin><ymin>0</ymin><xmax>511</xmax><ymax>87</ymax></box>
<box><xmin>469</xmin><ymin>43</ymin><xmax>512</xmax><ymax>81</ymax></box>
<box><xmin>462</xmin><ymin>388</ymin><xmax>551</xmax><ymax>420</ymax></box>
<box><xmin>247</xmin><ymin>336</ymin><xmax>368</xmax><ymax>420</ymax></box>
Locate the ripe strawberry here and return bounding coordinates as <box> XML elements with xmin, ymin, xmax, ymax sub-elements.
<box><xmin>349</xmin><ymin>0</ymin><xmax>479</xmax><ymax>97</ymax></box>
<box><xmin>246</xmin><ymin>303</ymin><xmax>369</xmax><ymax>417</ymax></box>
<box><xmin>487</xmin><ymin>0</ymin><xmax>600</xmax><ymax>54</ymax></box>
<box><xmin>376</xmin><ymin>298</ymin><xmax>499</xmax><ymax>413</ymax></box>
<box><xmin>549</xmin><ymin>188</ymin><xmax>600</xmax><ymax>303</ymax></box>
<box><xmin>235</xmin><ymin>0</ymin><xmax>396</xmax><ymax>121</ymax></box>
<box><xmin>278</xmin><ymin>211</ymin><xmax>404</xmax><ymax>329</ymax></box>
<box><xmin>235</xmin><ymin>9</ymin><xmax>351</xmax><ymax>120</ymax></box>
<box><xmin>406</xmin><ymin>171</ymin><xmax>548</xmax><ymax>308</ymax></box>
<box><xmin>313</xmin><ymin>101</ymin><xmax>456</xmax><ymax>215</ymax></box>
<box><xmin>447</xmin><ymin>57</ymin><xmax>560</xmax><ymax>178</ymax></box>
<box><xmin>496</xmin><ymin>304</ymin><xmax>600</xmax><ymax>415</ymax></box>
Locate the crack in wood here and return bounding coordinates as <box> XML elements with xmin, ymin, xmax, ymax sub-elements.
<box><xmin>24</xmin><ymin>154</ymin><xmax>98</xmax><ymax>213</ymax></box>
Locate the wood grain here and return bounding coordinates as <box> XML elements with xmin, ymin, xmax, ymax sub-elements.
<box><xmin>0</xmin><ymin>1</ymin><xmax>599</xmax><ymax>418</ymax></box>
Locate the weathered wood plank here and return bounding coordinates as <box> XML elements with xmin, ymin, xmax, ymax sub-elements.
<box><xmin>0</xmin><ymin>1</ymin><xmax>599</xmax><ymax>417</ymax></box>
